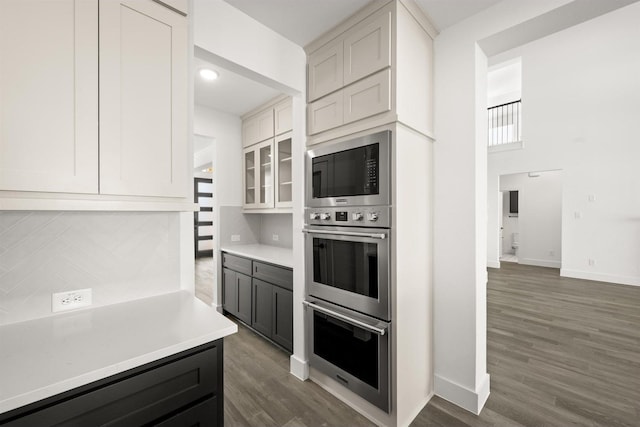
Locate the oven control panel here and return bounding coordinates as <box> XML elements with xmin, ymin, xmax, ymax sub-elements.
<box><xmin>305</xmin><ymin>206</ymin><xmax>391</xmax><ymax>228</ymax></box>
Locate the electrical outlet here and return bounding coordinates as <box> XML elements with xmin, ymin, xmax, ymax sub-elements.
<box><xmin>574</xmin><ymin>211</ymin><xmax>582</xmax><ymax>219</ymax></box>
<box><xmin>52</xmin><ymin>288</ymin><xmax>92</xmax><ymax>313</ymax></box>
<box><xmin>588</xmin><ymin>258</ymin><xmax>596</xmax><ymax>266</ymax></box>
<box><xmin>231</xmin><ymin>234</ymin><xmax>240</xmax><ymax>242</ymax></box>
<box><xmin>549</xmin><ymin>250</ymin><xmax>555</xmax><ymax>256</ymax></box>
<box><xmin>272</xmin><ymin>234</ymin><xmax>279</xmax><ymax>241</ymax></box>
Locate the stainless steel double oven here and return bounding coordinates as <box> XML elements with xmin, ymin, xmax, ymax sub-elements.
<box><xmin>304</xmin><ymin>130</ymin><xmax>391</xmax><ymax>412</ymax></box>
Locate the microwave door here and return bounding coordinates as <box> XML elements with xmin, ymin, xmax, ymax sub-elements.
<box><xmin>312</xmin><ymin>158</ymin><xmax>331</xmax><ymax>199</ymax></box>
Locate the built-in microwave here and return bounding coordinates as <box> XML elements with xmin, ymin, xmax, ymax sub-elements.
<box><xmin>305</xmin><ymin>131</ymin><xmax>391</xmax><ymax>208</ymax></box>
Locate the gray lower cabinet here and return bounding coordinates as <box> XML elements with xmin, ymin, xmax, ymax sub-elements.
<box><xmin>252</xmin><ymin>279</ymin><xmax>273</xmax><ymax>337</ymax></box>
<box><xmin>0</xmin><ymin>341</ymin><xmax>224</xmax><ymax>426</ymax></box>
<box><xmin>222</xmin><ymin>268</ymin><xmax>252</xmax><ymax>325</ymax></box>
<box><xmin>222</xmin><ymin>252</ymin><xmax>293</xmax><ymax>352</ymax></box>
<box><xmin>272</xmin><ymin>285</ymin><xmax>294</xmax><ymax>350</ymax></box>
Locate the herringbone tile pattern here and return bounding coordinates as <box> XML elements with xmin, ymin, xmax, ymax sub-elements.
<box><xmin>0</xmin><ymin>211</ymin><xmax>180</xmax><ymax>325</ymax></box>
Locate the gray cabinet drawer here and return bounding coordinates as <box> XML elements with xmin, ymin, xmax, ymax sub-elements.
<box><xmin>253</xmin><ymin>261</ymin><xmax>293</xmax><ymax>290</ymax></box>
<box><xmin>1</xmin><ymin>342</ymin><xmax>223</xmax><ymax>426</ymax></box>
<box><xmin>222</xmin><ymin>253</ymin><xmax>252</xmax><ymax>275</ymax></box>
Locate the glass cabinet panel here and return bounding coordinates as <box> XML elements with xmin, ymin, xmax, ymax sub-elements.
<box><xmin>244</xmin><ymin>150</ymin><xmax>255</xmax><ymax>206</ymax></box>
<box><xmin>276</xmin><ymin>136</ymin><xmax>292</xmax><ymax>206</ymax></box>
<box><xmin>259</xmin><ymin>144</ymin><xmax>272</xmax><ymax>205</ymax></box>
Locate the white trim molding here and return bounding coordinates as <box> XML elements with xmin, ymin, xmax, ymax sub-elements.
<box><xmin>289</xmin><ymin>354</ymin><xmax>309</xmax><ymax>381</ymax></box>
<box><xmin>560</xmin><ymin>269</ymin><xmax>640</xmax><ymax>287</ymax></box>
<box><xmin>434</xmin><ymin>373</ymin><xmax>490</xmax><ymax>415</ymax></box>
<box><xmin>519</xmin><ymin>258</ymin><xmax>561</xmax><ymax>269</ymax></box>
<box><xmin>487</xmin><ymin>260</ymin><xmax>501</xmax><ymax>269</ymax></box>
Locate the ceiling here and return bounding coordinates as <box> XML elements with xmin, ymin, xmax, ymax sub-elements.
<box><xmin>195</xmin><ymin>0</ymin><xmax>504</xmax><ymax>115</ymax></box>
<box><xmin>194</xmin><ymin>56</ymin><xmax>281</xmax><ymax>116</ymax></box>
<box><xmin>224</xmin><ymin>0</ymin><xmax>504</xmax><ymax>44</ymax></box>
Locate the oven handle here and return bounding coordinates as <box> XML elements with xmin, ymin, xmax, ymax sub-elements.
<box><xmin>302</xmin><ymin>228</ymin><xmax>387</xmax><ymax>240</ymax></box>
<box><xmin>303</xmin><ymin>301</ymin><xmax>387</xmax><ymax>336</ymax></box>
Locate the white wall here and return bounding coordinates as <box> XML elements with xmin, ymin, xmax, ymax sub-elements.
<box><xmin>193</xmin><ymin>0</ymin><xmax>305</xmax><ymax>93</ymax></box>
<box><xmin>487</xmin><ymin>2</ymin><xmax>640</xmax><ymax>285</ymax></box>
<box><xmin>433</xmin><ymin>0</ymin><xmax>576</xmax><ymax>414</ymax></box>
<box><xmin>500</xmin><ymin>171</ymin><xmax>562</xmax><ymax>267</ymax></box>
<box><xmin>194</xmin><ymin>105</ymin><xmax>242</xmax><ymax>207</ymax></box>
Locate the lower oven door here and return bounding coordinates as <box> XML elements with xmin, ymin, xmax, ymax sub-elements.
<box><xmin>304</xmin><ymin>298</ymin><xmax>390</xmax><ymax>412</ymax></box>
<box><xmin>304</xmin><ymin>226</ymin><xmax>390</xmax><ymax>320</ymax></box>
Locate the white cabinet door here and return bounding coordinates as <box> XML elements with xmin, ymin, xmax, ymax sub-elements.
<box><xmin>343</xmin><ymin>69</ymin><xmax>391</xmax><ymax>125</ymax></box>
<box><xmin>343</xmin><ymin>7</ymin><xmax>391</xmax><ymax>86</ymax></box>
<box><xmin>275</xmin><ymin>132</ymin><xmax>292</xmax><ymax>209</ymax></box>
<box><xmin>308</xmin><ymin>41</ymin><xmax>344</xmax><ymax>102</ymax></box>
<box><xmin>99</xmin><ymin>0</ymin><xmax>188</xmax><ymax>197</ymax></box>
<box><xmin>0</xmin><ymin>0</ymin><xmax>98</xmax><ymax>194</ymax></box>
<box><xmin>243</xmin><ymin>139</ymin><xmax>274</xmax><ymax>209</ymax></box>
<box><xmin>274</xmin><ymin>98</ymin><xmax>293</xmax><ymax>136</ymax></box>
<box><xmin>307</xmin><ymin>91</ymin><xmax>344</xmax><ymax>135</ymax></box>
<box><xmin>242</xmin><ymin>147</ymin><xmax>257</xmax><ymax>208</ymax></box>
<box><xmin>255</xmin><ymin>139</ymin><xmax>274</xmax><ymax>209</ymax></box>
<box><xmin>243</xmin><ymin>109</ymin><xmax>274</xmax><ymax>147</ymax></box>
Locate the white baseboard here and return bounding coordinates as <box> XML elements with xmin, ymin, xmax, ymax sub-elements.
<box><xmin>519</xmin><ymin>258</ymin><xmax>561</xmax><ymax>268</ymax></box>
<box><xmin>487</xmin><ymin>260</ymin><xmax>500</xmax><ymax>269</ymax></box>
<box><xmin>560</xmin><ymin>269</ymin><xmax>640</xmax><ymax>287</ymax></box>
<box><xmin>289</xmin><ymin>354</ymin><xmax>309</xmax><ymax>381</ymax></box>
<box><xmin>434</xmin><ymin>373</ymin><xmax>490</xmax><ymax>415</ymax></box>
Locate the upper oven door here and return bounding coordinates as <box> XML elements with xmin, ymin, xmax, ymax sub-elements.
<box><xmin>304</xmin><ymin>226</ymin><xmax>390</xmax><ymax>320</ymax></box>
<box><xmin>306</xmin><ymin>130</ymin><xmax>391</xmax><ymax>207</ymax></box>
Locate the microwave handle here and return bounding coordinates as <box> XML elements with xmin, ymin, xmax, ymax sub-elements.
<box><xmin>302</xmin><ymin>228</ymin><xmax>387</xmax><ymax>240</ymax></box>
<box><xmin>303</xmin><ymin>301</ymin><xmax>387</xmax><ymax>336</ymax></box>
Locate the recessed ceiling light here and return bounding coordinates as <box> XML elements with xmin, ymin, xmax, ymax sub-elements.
<box><xmin>199</xmin><ymin>68</ymin><xmax>219</xmax><ymax>81</ymax></box>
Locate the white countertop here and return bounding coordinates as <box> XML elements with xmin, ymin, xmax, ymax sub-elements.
<box><xmin>220</xmin><ymin>244</ymin><xmax>294</xmax><ymax>268</ymax></box>
<box><xmin>0</xmin><ymin>291</ymin><xmax>237</xmax><ymax>414</ymax></box>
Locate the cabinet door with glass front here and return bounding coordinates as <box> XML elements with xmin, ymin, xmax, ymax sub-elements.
<box><xmin>243</xmin><ymin>139</ymin><xmax>274</xmax><ymax>209</ymax></box>
<box><xmin>275</xmin><ymin>132</ymin><xmax>292</xmax><ymax>208</ymax></box>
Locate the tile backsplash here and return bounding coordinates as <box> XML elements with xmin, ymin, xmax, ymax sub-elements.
<box><xmin>218</xmin><ymin>206</ymin><xmax>293</xmax><ymax>249</ymax></box>
<box><xmin>259</xmin><ymin>214</ymin><xmax>293</xmax><ymax>248</ymax></box>
<box><xmin>0</xmin><ymin>211</ymin><xmax>180</xmax><ymax>326</ymax></box>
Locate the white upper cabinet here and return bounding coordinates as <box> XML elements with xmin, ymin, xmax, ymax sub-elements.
<box><xmin>343</xmin><ymin>69</ymin><xmax>391</xmax><ymax>125</ymax></box>
<box><xmin>243</xmin><ymin>139</ymin><xmax>274</xmax><ymax>209</ymax></box>
<box><xmin>99</xmin><ymin>0</ymin><xmax>188</xmax><ymax>197</ymax></box>
<box><xmin>307</xmin><ymin>91</ymin><xmax>344</xmax><ymax>135</ymax></box>
<box><xmin>274</xmin><ymin>98</ymin><xmax>293</xmax><ymax>136</ymax></box>
<box><xmin>0</xmin><ymin>0</ymin><xmax>98</xmax><ymax>194</ymax></box>
<box><xmin>307</xmin><ymin>5</ymin><xmax>391</xmax><ymax>103</ymax></box>
<box><xmin>241</xmin><ymin>95</ymin><xmax>293</xmax><ymax>212</ymax></box>
<box><xmin>306</xmin><ymin>2</ymin><xmax>434</xmax><ymax>142</ymax></box>
<box><xmin>305</xmin><ymin>4</ymin><xmax>393</xmax><ymax>137</ymax></box>
<box><xmin>308</xmin><ymin>42</ymin><xmax>344</xmax><ymax>102</ymax></box>
<box><xmin>343</xmin><ymin>8</ymin><xmax>391</xmax><ymax>86</ymax></box>
<box><xmin>242</xmin><ymin>109</ymin><xmax>275</xmax><ymax>148</ymax></box>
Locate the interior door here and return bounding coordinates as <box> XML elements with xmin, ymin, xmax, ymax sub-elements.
<box><xmin>194</xmin><ymin>178</ymin><xmax>213</xmax><ymax>258</ymax></box>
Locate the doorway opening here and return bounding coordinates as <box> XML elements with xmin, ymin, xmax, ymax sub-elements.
<box><xmin>498</xmin><ymin>170</ymin><xmax>563</xmax><ymax>268</ymax></box>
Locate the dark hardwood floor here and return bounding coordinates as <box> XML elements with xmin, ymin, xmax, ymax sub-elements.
<box><xmin>219</xmin><ymin>263</ymin><xmax>640</xmax><ymax>427</ymax></box>
<box><xmin>223</xmin><ymin>319</ymin><xmax>373</xmax><ymax>426</ymax></box>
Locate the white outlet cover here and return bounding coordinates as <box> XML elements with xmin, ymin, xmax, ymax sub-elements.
<box><xmin>231</xmin><ymin>234</ymin><xmax>241</xmax><ymax>242</ymax></box>
<box><xmin>272</xmin><ymin>234</ymin><xmax>279</xmax><ymax>241</ymax></box>
<box><xmin>52</xmin><ymin>288</ymin><xmax>93</xmax><ymax>313</ymax></box>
